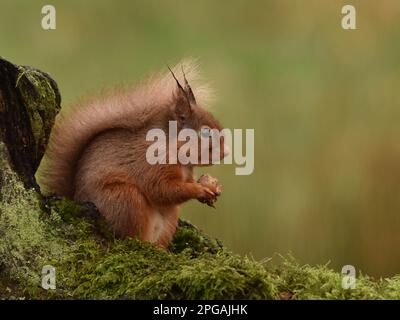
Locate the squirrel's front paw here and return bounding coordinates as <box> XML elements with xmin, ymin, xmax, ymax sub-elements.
<box><xmin>197</xmin><ymin>185</ymin><xmax>218</xmax><ymax>208</ymax></box>
<box><xmin>198</xmin><ymin>174</ymin><xmax>222</xmax><ymax>195</ymax></box>
<box><xmin>197</xmin><ymin>174</ymin><xmax>222</xmax><ymax>208</ymax></box>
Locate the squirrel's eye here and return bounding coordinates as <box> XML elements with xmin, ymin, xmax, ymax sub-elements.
<box><xmin>199</xmin><ymin>126</ymin><xmax>212</xmax><ymax>138</ymax></box>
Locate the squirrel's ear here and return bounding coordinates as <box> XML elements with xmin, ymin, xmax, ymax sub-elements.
<box><xmin>174</xmin><ymin>85</ymin><xmax>192</xmax><ymax>121</ymax></box>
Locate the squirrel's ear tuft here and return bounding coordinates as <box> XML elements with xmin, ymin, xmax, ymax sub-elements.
<box><xmin>168</xmin><ymin>66</ymin><xmax>192</xmax><ymax>121</ymax></box>
<box><xmin>181</xmin><ymin>66</ymin><xmax>196</xmax><ymax>104</ymax></box>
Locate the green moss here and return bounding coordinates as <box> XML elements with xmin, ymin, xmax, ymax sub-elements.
<box><xmin>381</xmin><ymin>276</ymin><xmax>400</xmax><ymax>299</ymax></box>
<box><xmin>55</xmin><ymin>239</ymin><xmax>277</xmax><ymax>299</ymax></box>
<box><xmin>270</xmin><ymin>255</ymin><xmax>382</xmax><ymax>300</ymax></box>
<box><xmin>2</xmin><ymin>161</ymin><xmax>400</xmax><ymax>299</ymax></box>
<box><xmin>0</xmin><ymin>164</ymin><xmax>277</xmax><ymax>299</ymax></box>
<box><xmin>0</xmin><ymin>164</ymin><xmax>65</xmax><ymax>297</ymax></box>
<box><xmin>0</xmin><ymin>164</ymin><xmax>276</xmax><ymax>299</ymax></box>
<box><xmin>170</xmin><ymin>220</ymin><xmax>223</xmax><ymax>255</ymax></box>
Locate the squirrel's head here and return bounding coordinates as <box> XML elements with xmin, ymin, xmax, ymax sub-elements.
<box><xmin>169</xmin><ymin>67</ymin><xmax>229</xmax><ymax>166</ymax></box>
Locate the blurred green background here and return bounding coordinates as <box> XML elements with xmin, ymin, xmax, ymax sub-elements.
<box><xmin>2</xmin><ymin>0</ymin><xmax>400</xmax><ymax>277</ymax></box>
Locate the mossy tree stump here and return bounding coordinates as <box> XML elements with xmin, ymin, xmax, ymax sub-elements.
<box><xmin>0</xmin><ymin>57</ymin><xmax>61</xmax><ymax>192</ymax></box>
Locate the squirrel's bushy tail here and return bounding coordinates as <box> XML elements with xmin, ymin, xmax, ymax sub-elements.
<box><xmin>38</xmin><ymin>58</ymin><xmax>212</xmax><ymax>198</ymax></box>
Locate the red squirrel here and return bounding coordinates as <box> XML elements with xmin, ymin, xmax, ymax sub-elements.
<box><xmin>40</xmin><ymin>60</ymin><xmax>228</xmax><ymax>248</ymax></box>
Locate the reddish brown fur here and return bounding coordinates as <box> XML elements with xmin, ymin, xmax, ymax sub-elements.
<box><xmin>39</xmin><ymin>59</ymin><xmax>225</xmax><ymax>248</ymax></box>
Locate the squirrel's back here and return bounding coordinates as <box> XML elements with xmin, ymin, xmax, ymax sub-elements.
<box><xmin>38</xmin><ymin>59</ymin><xmax>211</xmax><ymax>198</ymax></box>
